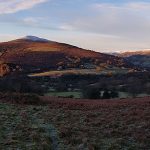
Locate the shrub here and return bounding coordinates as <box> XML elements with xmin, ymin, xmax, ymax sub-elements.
<box><xmin>0</xmin><ymin>92</ymin><xmax>42</xmax><ymax>105</ymax></box>
<box><xmin>82</xmin><ymin>87</ymin><xmax>101</xmax><ymax>99</ymax></box>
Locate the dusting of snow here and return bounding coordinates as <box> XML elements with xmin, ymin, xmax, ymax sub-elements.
<box><xmin>22</xmin><ymin>36</ymin><xmax>49</xmax><ymax>42</ymax></box>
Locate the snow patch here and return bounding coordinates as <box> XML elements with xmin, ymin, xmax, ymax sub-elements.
<box><xmin>23</xmin><ymin>36</ymin><xmax>49</xmax><ymax>42</ymax></box>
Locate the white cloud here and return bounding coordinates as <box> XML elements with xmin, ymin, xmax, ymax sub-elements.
<box><xmin>22</xmin><ymin>17</ymin><xmax>44</xmax><ymax>26</ymax></box>
<box><xmin>93</xmin><ymin>2</ymin><xmax>150</xmax><ymax>11</ymax></box>
<box><xmin>23</xmin><ymin>17</ymin><xmax>38</xmax><ymax>24</ymax></box>
<box><xmin>1</xmin><ymin>1</ymin><xmax>150</xmax><ymax>51</ymax></box>
<box><xmin>0</xmin><ymin>0</ymin><xmax>48</xmax><ymax>14</ymax></box>
<box><xmin>58</xmin><ymin>24</ymin><xmax>76</xmax><ymax>31</ymax></box>
<box><xmin>44</xmin><ymin>1</ymin><xmax>150</xmax><ymax>51</ymax></box>
<box><xmin>125</xmin><ymin>2</ymin><xmax>150</xmax><ymax>10</ymax></box>
<box><xmin>61</xmin><ymin>2</ymin><xmax>150</xmax><ymax>40</ymax></box>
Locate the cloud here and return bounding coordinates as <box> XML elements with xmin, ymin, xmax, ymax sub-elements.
<box><xmin>1</xmin><ymin>1</ymin><xmax>150</xmax><ymax>51</ymax></box>
<box><xmin>41</xmin><ymin>1</ymin><xmax>150</xmax><ymax>51</ymax></box>
<box><xmin>124</xmin><ymin>2</ymin><xmax>150</xmax><ymax>10</ymax></box>
<box><xmin>0</xmin><ymin>0</ymin><xmax>48</xmax><ymax>14</ymax></box>
<box><xmin>93</xmin><ymin>2</ymin><xmax>150</xmax><ymax>10</ymax></box>
<box><xmin>59</xmin><ymin>2</ymin><xmax>150</xmax><ymax>40</ymax></box>
<box><xmin>22</xmin><ymin>17</ymin><xmax>43</xmax><ymax>26</ymax></box>
<box><xmin>58</xmin><ymin>24</ymin><xmax>76</xmax><ymax>31</ymax></box>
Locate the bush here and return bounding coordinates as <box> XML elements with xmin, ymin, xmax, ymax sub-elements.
<box><xmin>0</xmin><ymin>92</ymin><xmax>42</xmax><ymax>105</ymax></box>
<box><xmin>0</xmin><ymin>75</ymin><xmax>45</xmax><ymax>95</ymax></box>
<box><xmin>82</xmin><ymin>87</ymin><xmax>101</xmax><ymax>99</ymax></box>
<box><xmin>102</xmin><ymin>90</ymin><xmax>111</xmax><ymax>99</ymax></box>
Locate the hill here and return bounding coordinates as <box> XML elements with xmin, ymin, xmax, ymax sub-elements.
<box><xmin>117</xmin><ymin>50</ymin><xmax>150</xmax><ymax>69</ymax></box>
<box><xmin>118</xmin><ymin>50</ymin><xmax>150</xmax><ymax>57</ymax></box>
<box><xmin>0</xmin><ymin>36</ymin><xmax>131</xmax><ymax>74</ymax></box>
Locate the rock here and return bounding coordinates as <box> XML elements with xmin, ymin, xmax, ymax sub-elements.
<box><xmin>0</xmin><ymin>62</ymin><xmax>10</xmax><ymax>77</ymax></box>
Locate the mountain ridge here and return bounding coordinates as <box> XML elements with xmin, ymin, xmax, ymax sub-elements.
<box><xmin>111</xmin><ymin>50</ymin><xmax>150</xmax><ymax>69</ymax></box>
<box><xmin>116</xmin><ymin>50</ymin><xmax>150</xmax><ymax>57</ymax></box>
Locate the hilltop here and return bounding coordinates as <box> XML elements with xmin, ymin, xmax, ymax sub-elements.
<box><xmin>118</xmin><ymin>50</ymin><xmax>150</xmax><ymax>57</ymax></box>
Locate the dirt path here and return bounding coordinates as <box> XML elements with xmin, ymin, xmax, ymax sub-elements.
<box><xmin>31</xmin><ymin>112</ymin><xmax>68</xmax><ymax>150</ymax></box>
<box><xmin>38</xmin><ymin>121</ymin><xmax>63</xmax><ymax>150</ymax></box>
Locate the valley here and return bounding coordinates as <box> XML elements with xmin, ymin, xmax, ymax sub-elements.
<box><xmin>0</xmin><ymin>36</ymin><xmax>150</xmax><ymax>150</ymax></box>
<box><xmin>0</xmin><ymin>37</ymin><xmax>150</xmax><ymax>100</ymax></box>
<box><xmin>1</xmin><ymin>0</ymin><xmax>150</xmax><ymax>149</ymax></box>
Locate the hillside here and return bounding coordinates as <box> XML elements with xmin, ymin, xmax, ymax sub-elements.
<box><xmin>0</xmin><ymin>94</ymin><xmax>150</xmax><ymax>149</ymax></box>
<box><xmin>0</xmin><ymin>36</ymin><xmax>130</xmax><ymax>74</ymax></box>
<box><xmin>117</xmin><ymin>50</ymin><xmax>150</xmax><ymax>69</ymax></box>
<box><xmin>118</xmin><ymin>50</ymin><xmax>150</xmax><ymax>57</ymax></box>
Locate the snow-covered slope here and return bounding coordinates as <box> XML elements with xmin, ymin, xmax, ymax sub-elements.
<box><xmin>22</xmin><ymin>36</ymin><xmax>49</xmax><ymax>42</ymax></box>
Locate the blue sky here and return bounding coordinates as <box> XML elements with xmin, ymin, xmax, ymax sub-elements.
<box><xmin>0</xmin><ymin>0</ymin><xmax>150</xmax><ymax>52</ymax></box>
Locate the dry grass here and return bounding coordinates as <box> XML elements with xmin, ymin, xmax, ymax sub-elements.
<box><xmin>0</xmin><ymin>92</ymin><xmax>42</xmax><ymax>105</ymax></box>
<box><xmin>0</xmin><ymin>95</ymin><xmax>150</xmax><ymax>149</ymax></box>
<box><xmin>29</xmin><ymin>69</ymin><xmax>98</xmax><ymax>77</ymax></box>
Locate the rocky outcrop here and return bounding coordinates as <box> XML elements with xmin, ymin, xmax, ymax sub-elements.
<box><xmin>0</xmin><ymin>62</ymin><xmax>10</xmax><ymax>77</ymax></box>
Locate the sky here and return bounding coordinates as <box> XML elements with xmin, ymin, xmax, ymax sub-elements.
<box><xmin>0</xmin><ymin>0</ymin><xmax>150</xmax><ymax>52</ymax></box>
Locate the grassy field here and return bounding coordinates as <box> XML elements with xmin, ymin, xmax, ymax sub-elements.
<box><xmin>28</xmin><ymin>68</ymin><xmax>129</xmax><ymax>77</ymax></box>
<box><xmin>45</xmin><ymin>91</ymin><xmax>149</xmax><ymax>99</ymax></box>
<box><xmin>0</xmin><ymin>95</ymin><xmax>150</xmax><ymax>149</ymax></box>
<box><xmin>45</xmin><ymin>91</ymin><xmax>82</xmax><ymax>98</ymax></box>
<box><xmin>28</xmin><ymin>69</ymin><xmax>98</xmax><ymax>77</ymax></box>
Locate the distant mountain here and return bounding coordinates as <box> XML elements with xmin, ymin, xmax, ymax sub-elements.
<box><xmin>0</xmin><ymin>36</ymin><xmax>132</xmax><ymax>73</ymax></box>
<box><xmin>118</xmin><ymin>50</ymin><xmax>150</xmax><ymax>57</ymax></box>
<box><xmin>114</xmin><ymin>50</ymin><xmax>150</xmax><ymax>69</ymax></box>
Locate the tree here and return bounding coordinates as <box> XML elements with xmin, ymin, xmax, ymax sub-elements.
<box><xmin>110</xmin><ymin>90</ymin><xmax>119</xmax><ymax>98</ymax></box>
<box><xmin>102</xmin><ymin>90</ymin><xmax>111</xmax><ymax>99</ymax></box>
<box><xmin>82</xmin><ymin>87</ymin><xmax>101</xmax><ymax>99</ymax></box>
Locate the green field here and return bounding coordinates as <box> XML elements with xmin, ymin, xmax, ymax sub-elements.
<box><xmin>45</xmin><ymin>91</ymin><xmax>149</xmax><ymax>99</ymax></box>
<box><xmin>45</xmin><ymin>91</ymin><xmax>82</xmax><ymax>98</ymax></box>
